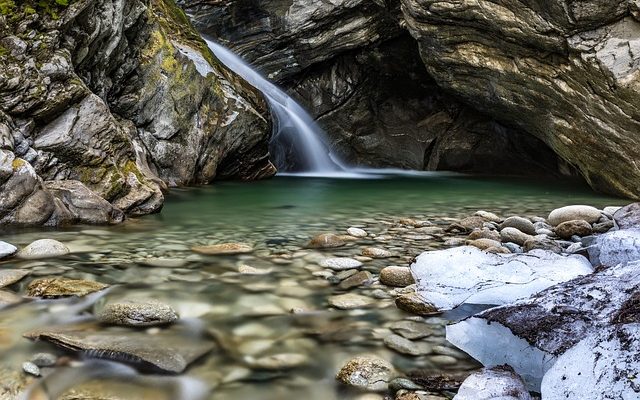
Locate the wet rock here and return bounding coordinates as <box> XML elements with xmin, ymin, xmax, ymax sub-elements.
<box><xmin>336</xmin><ymin>356</ymin><xmax>395</xmax><ymax>392</ymax></box>
<box><xmin>347</xmin><ymin>227</ymin><xmax>368</xmax><ymax>238</ymax></box>
<box><xmin>307</xmin><ymin>233</ymin><xmax>346</xmax><ymax>249</ymax></box>
<box><xmin>446</xmin><ymin>217</ymin><xmax>486</xmax><ymax>233</ymax></box>
<box><xmin>238</xmin><ymin>264</ymin><xmax>272</xmax><ymax>275</ymax></box>
<box><xmin>0</xmin><ymin>269</ymin><xmax>29</xmax><ymax>289</ymax></box>
<box><xmin>412</xmin><ymin>246</ymin><xmax>592</xmax><ymax>310</ymax></box>
<box><xmin>17</xmin><ymin>239</ymin><xmax>69</xmax><ymax>259</ymax></box>
<box><xmin>384</xmin><ymin>333</ymin><xmax>432</xmax><ymax>356</ymax></box>
<box><xmin>499</xmin><ymin>227</ymin><xmax>532</xmax><ymax>246</ymax></box>
<box><xmin>0</xmin><ymin>241</ymin><xmax>17</xmax><ymax>259</ymax></box>
<box><xmin>501</xmin><ymin>217</ymin><xmax>535</xmax><ymax>235</ymax></box>
<box><xmin>246</xmin><ymin>353</ymin><xmax>308</xmax><ymax>370</ymax></box>
<box><xmin>395</xmin><ymin>293</ymin><xmax>439</xmax><ymax>316</ymax></box>
<box><xmin>26</xmin><ymin>278</ymin><xmax>108</xmax><ymax>298</ymax></box>
<box><xmin>328</xmin><ymin>293</ymin><xmax>374</xmax><ymax>309</ymax></box>
<box><xmin>362</xmin><ymin>247</ymin><xmax>392</xmax><ymax>258</ymax></box>
<box><xmin>467</xmin><ymin>228</ymin><xmax>500</xmax><ymax>242</ymax></box>
<box><xmin>0</xmin><ymin>290</ymin><xmax>22</xmax><ymax>306</ymax></box>
<box><xmin>588</xmin><ymin>229</ymin><xmax>640</xmax><ymax>267</ymax></box>
<box><xmin>22</xmin><ymin>362</ymin><xmax>41</xmax><ymax>377</ymax></box>
<box><xmin>475</xmin><ymin>211</ymin><xmax>502</xmax><ymax>223</ymax></box>
<box><xmin>592</xmin><ymin>220</ymin><xmax>614</xmax><ymax>233</ymax></box>
<box><xmin>97</xmin><ymin>300</ymin><xmax>179</xmax><ymax>327</ymax></box>
<box><xmin>467</xmin><ymin>238</ymin><xmax>503</xmax><ymax>251</ymax></box>
<box><xmin>523</xmin><ymin>237</ymin><xmax>562</xmax><ymax>253</ymax></box>
<box><xmin>455</xmin><ymin>365</ymin><xmax>531</xmax><ymax>400</ymax></box>
<box><xmin>24</xmin><ymin>323</ymin><xmax>215</xmax><ymax>373</ymax></box>
<box><xmin>338</xmin><ymin>271</ymin><xmax>373</xmax><ymax>290</ymax></box>
<box><xmin>541</xmin><ymin>324</ymin><xmax>640</xmax><ymax>400</ymax></box>
<box><xmin>191</xmin><ymin>243</ymin><xmax>253</xmax><ymax>255</ymax></box>
<box><xmin>614</xmin><ymin>203</ymin><xmax>640</xmax><ymax>229</ymax></box>
<box><xmin>30</xmin><ymin>353</ymin><xmax>57</xmax><ymax>367</ymax></box>
<box><xmin>407</xmin><ymin>371</ymin><xmax>469</xmax><ymax>391</ymax></box>
<box><xmin>554</xmin><ymin>220</ymin><xmax>592</xmax><ymax>240</ymax></box>
<box><xmin>389</xmin><ymin>378</ymin><xmax>425</xmax><ymax>391</ymax></box>
<box><xmin>380</xmin><ymin>266</ymin><xmax>415</xmax><ymax>287</ymax></box>
<box><xmin>502</xmin><ymin>242</ymin><xmax>523</xmax><ymax>254</ymax></box>
<box><xmin>319</xmin><ymin>257</ymin><xmax>363</xmax><ymax>270</ymax></box>
<box><xmin>548</xmin><ymin>206</ymin><xmax>601</xmax><ymax>226</ymax></box>
<box><xmin>45</xmin><ymin>180</ymin><xmax>125</xmax><ymax>225</ymax></box>
<box><xmin>389</xmin><ymin>320</ymin><xmax>433</xmax><ymax>340</ymax></box>
<box><xmin>447</xmin><ymin>261</ymin><xmax>640</xmax><ymax>389</ymax></box>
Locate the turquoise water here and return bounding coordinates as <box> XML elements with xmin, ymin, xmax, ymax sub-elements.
<box><xmin>0</xmin><ymin>174</ymin><xmax>625</xmax><ymax>399</ymax></box>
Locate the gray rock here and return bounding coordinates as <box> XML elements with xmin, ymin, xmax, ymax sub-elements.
<box><xmin>523</xmin><ymin>237</ymin><xmax>562</xmax><ymax>254</ymax></box>
<box><xmin>0</xmin><ymin>290</ymin><xmax>22</xmax><ymax>307</ymax></box>
<box><xmin>0</xmin><ymin>241</ymin><xmax>17</xmax><ymax>259</ymax></box>
<box><xmin>502</xmin><ymin>242</ymin><xmax>523</xmax><ymax>254</ymax></box>
<box><xmin>336</xmin><ymin>355</ymin><xmax>395</xmax><ymax>391</ymax></box>
<box><xmin>22</xmin><ymin>362</ymin><xmax>40</xmax><ymax>377</ymax></box>
<box><xmin>501</xmin><ymin>216</ymin><xmax>536</xmax><ymax>235</ymax></box>
<box><xmin>362</xmin><ymin>247</ymin><xmax>392</xmax><ymax>258</ymax></box>
<box><xmin>17</xmin><ymin>239</ymin><xmax>69</xmax><ymax>259</ymax></box>
<box><xmin>614</xmin><ymin>203</ymin><xmax>640</xmax><ymax>229</ymax></box>
<box><xmin>588</xmin><ymin>229</ymin><xmax>640</xmax><ymax>267</ymax></box>
<box><xmin>0</xmin><ymin>269</ymin><xmax>29</xmax><ymax>289</ymax></box>
<box><xmin>455</xmin><ymin>365</ymin><xmax>531</xmax><ymax>400</ymax></box>
<box><xmin>97</xmin><ymin>300</ymin><xmax>179</xmax><ymax>327</ymax></box>
<box><xmin>246</xmin><ymin>353</ymin><xmax>308</xmax><ymax>370</ymax></box>
<box><xmin>347</xmin><ymin>227</ymin><xmax>367</xmax><ymax>237</ymax></box>
<box><xmin>389</xmin><ymin>320</ymin><xmax>433</xmax><ymax>340</ymax></box>
<box><xmin>548</xmin><ymin>206</ymin><xmax>602</xmax><ymax>226</ymax></box>
<box><xmin>319</xmin><ymin>257</ymin><xmax>363</xmax><ymax>270</ymax></box>
<box><xmin>30</xmin><ymin>353</ymin><xmax>57</xmax><ymax>368</ymax></box>
<box><xmin>554</xmin><ymin>220</ymin><xmax>593</xmax><ymax>240</ymax></box>
<box><xmin>24</xmin><ymin>323</ymin><xmax>215</xmax><ymax>373</ymax></box>
<box><xmin>338</xmin><ymin>271</ymin><xmax>373</xmax><ymax>290</ymax></box>
<box><xmin>328</xmin><ymin>293</ymin><xmax>374</xmax><ymax>309</ymax></box>
<box><xmin>384</xmin><ymin>333</ymin><xmax>432</xmax><ymax>356</ymax></box>
<box><xmin>500</xmin><ymin>227</ymin><xmax>533</xmax><ymax>246</ymax></box>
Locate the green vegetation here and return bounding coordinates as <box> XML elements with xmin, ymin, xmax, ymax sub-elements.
<box><xmin>0</xmin><ymin>0</ymin><xmax>71</xmax><ymax>19</ymax></box>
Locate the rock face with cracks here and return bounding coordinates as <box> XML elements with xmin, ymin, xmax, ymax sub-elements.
<box><xmin>411</xmin><ymin>246</ymin><xmax>593</xmax><ymax>311</ymax></box>
<box><xmin>0</xmin><ymin>0</ymin><xmax>274</xmax><ymax>226</ymax></box>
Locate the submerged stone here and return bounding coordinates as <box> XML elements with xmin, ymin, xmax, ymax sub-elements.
<box><xmin>191</xmin><ymin>243</ymin><xmax>254</xmax><ymax>255</ymax></box>
<box><xmin>0</xmin><ymin>241</ymin><xmax>17</xmax><ymax>259</ymax></box>
<box><xmin>17</xmin><ymin>239</ymin><xmax>70</xmax><ymax>260</ymax></box>
<box><xmin>319</xmin><ymin>257</ymin><xmax>363</xmax><ymax>270</ymax></box>
<box><xmin>97</xmin><ymin>300</ymin><xmax>179</xmax><ymax>327</ymax></box>
<box><xmin>380</xmin><ymin>266</ymin><xmax>414</xmax><ymax>287</ymax></box>
<box><xmin>328</xmin><ymin>293</ymin><xmax>374</xmax><ymax>309</ymax></box>
<box><xmin>0</xmin><ymin>269</ymin><xmax>29</xmax><ymax>289</ymax></box>
<box><xmin>307</xmin><ymin>233</ymin><xmax>346</xmax><ymax>248</ymax></box>
<box><xmin>336</xmin><ymin>355</ymin><xmax>395</xmax><ymax>391</ymax></box>
<box><xmin>26</xmin><ymin>278</ymin><xmax>108</xmax><ymax>298</ymax></box>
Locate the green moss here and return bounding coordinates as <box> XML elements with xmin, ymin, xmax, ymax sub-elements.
<box><xmin>0</xmin><ymin>0</ymin><xmax>15</xmax><ymax>15</ymax></box>
<box><xmin>0</xmin><ymin>45</ymin><xmax>7</xmax><ymax>57</ymax></box>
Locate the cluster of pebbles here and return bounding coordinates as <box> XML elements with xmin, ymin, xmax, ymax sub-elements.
<box><xmin>0</xmin><ymin>202</ymin><xmax>626</xmax><ymax>399</ymax></box>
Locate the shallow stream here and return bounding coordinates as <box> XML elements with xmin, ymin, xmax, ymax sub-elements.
<box><xmin>0</xmin><ymin>174</ymin><xmax>624</xmax><ymax>399</ymax></box>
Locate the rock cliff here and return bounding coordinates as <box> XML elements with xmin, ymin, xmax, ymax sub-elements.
<box><xmin>0</xmin><ymin>0</ymin><xmax>274</xmax><ymax>226</ymax></box>
<box><xmin>182</xmin><ymin>0</ymin><xmax>640</xmax><ymax>197</ymax></box>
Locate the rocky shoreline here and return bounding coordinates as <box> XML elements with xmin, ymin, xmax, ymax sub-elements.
<box><xmin>0</xmin><ymin>200</ymin><xmax>637</xmax><ymax>398</ymax></box>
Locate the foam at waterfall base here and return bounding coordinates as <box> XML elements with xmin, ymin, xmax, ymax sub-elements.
<box><xmin>446</xmin><ymin>317</ymin><xmax>557</xmax><ymax>390</ymax></box>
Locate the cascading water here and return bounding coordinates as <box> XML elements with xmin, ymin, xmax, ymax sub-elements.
<box><xmin>204</xmin><ymin>39</ymin><xmax>345</xmax><ymax>173</ymax></box>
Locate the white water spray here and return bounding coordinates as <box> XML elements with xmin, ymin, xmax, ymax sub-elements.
<box><xmin>204</xmin><ymin>39</ymin><xmax>345</xmax><ymax>173</ymax></box>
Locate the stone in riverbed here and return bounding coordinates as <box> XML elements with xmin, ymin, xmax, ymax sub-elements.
<box><xmin>454</xmin><ymin>365</ymin><xmax>531</xmax><ymax>400</ymax></box>
<box><xmin>362</xmin><ymin>247</ymin><xmax>392</xmax><ymax>258</ymax></box>
<box><xmin>338</xmin><ymin>271</ymin><xmax>372</xmax><ymax>290</ymax></box>
<box><xmin>238</xmin><ymin>264</ymin><xmax>272</xmax><ymax>275</ymax></box>
<box><xmin>523</xmin><ymin>237</ymin><xmax>562</xmax><ymax>253</ymax></box>
<box><xmin>347</xmin><ymin>227</ymin><xmax>368</xmax><ymax>237</ymax></box>
<box><xmin>0</xmin><ymin>269</ymin><xmax>29</xmax><ymax>289</ymax></box>
<box><xmin>587</xmin><ymin>228</ymin><xmax>640</xmax><ymax>267</ymax></box>
<box><xmin>24</xmin><ymin>323</ymin><xmax>215</xmax><ymax>373</ymax></box>
<box><xmin>246</xmin><ymin>353</ymin><xmax>308</xmax><ymax>370</ymax></box>
<box><xmin>445</xmin><ymin>217</ymin><xmax>487</xmax><ymax>233</ymax></box>
<box><xmin>22</xmin><ymin>362</ymin><xmax>41</xmax><ymax>377</ymax></box>
<box><xmin>384</xmin><ymin>334</ymin><xmax>432</xmax><ymax>356</ymax></box>
<box><xmin>17</xmin><ymin>239</ymin><xmax>69</xmax><ymax>260</ymax></box>
<box><xmin>336</xmin><ymin>355</ymin><xmax>395</xmax><ymax>392</ymax></box>
<box><xmin>500</xmin><ymin>216</ymin><xmax>536</xmax><ymax>235</ymax></box>
<box><xmin>395</xmin><ymin>293</ymin><xmax>439</xmax><ymax>316</ymax></box>
<box><xmin>0</xmin><ymin>290</ymin><xmax>22</xmax><ymax>306</ymax></box>
<box><xmin>614</xmin><ymin>203</ymin><xmax>640</xmax><ymax>229</ymax></box>
<box><xmin>380</xmin><ymin>266</ymin><xmax>414</xmax><ymax>287</ymax></box>
<box><xmin>0</xmin><ymin>241</ymin><xmax>17</xmax><ymax>259</ymax></box>
<box><xmin>97</xmin><ymin>300</ymin><xmax>179</xmax><ymax>327</ymax></box>
<box><xmin>467</xmin><ymin>228</ymin><xmax>500</xmax><ymax>242</ymax></box>
<box><xmin>475</xmin><ymin>210</ymin><xmax>502</xmax><ymax>223</ymax></box>
<box><xmin>191</xmin><ymin>242</ymin><xmax>253</xmax><ymax>255</ymax></box>
<box><xmin>412</xmin><ymin>246</ymin><xmax>592</xmax><ymax>311</ymax></box>
<box><xmin>307</xmin><ymin>233</ymin><xmax>346</xmax><ymax>249</ymax></box>
<box><xmin>499</xmin><ymin>227</ymin><xmax>532</xmax><ymax>246</ymax></box>
<box><xmin>554</xmin><ymin>219</ymin><xmax>592</xmax><ymax>239</ymax></box>
<box><xmin>328</xmin><ymin>293</ymin><xmax>374</xmax><ymax>309</ymax></box>
<box><xmin>30</xmin><ymin>353</ymin><xmax>57</xmax><ymax>367</ymax></box>
<box><xmin>389</xmin><ymin>320</ymin><xmax>433</xmax><ymax>339</ymax></box>
<box><xmin>548</xmin><ymin>205</ymin><xmax>601</xmax><ymax>226</ymax></box>
<box><xmin>319</xmin><ymin>257</ymin><xmax>362</xmax><ymax>270</ymax></box>
<box><xmin>26</xmin><ymin>278</ymin><xmax>108</xmax><ymax>298</ymax></box>
<box><xmin>467</xmin><ymin>238</ymin><xmax>503</xmax><ymax>251</ymax></box>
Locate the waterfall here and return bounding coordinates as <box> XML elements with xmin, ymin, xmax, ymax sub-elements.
<box><xmin>204</xmin><ymin>39</ymin><xmax>345</xmax><ymax>174</ymax></box>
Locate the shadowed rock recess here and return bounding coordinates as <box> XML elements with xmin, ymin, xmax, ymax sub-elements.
<box><xmin>181</xmin><ymin>0</ymin><xmax>640</xmax><ymax>197</ymax></box>
<box><xmin>0</xmin><ymin>0</ymin><xmax>275</xmax><ymax>226</ymax></box>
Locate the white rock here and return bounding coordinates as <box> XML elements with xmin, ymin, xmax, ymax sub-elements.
<box><xmin>587</xmin><ymin>228</ymin><xmax>640</xmax><ymax>267</ymax></box>
<box><xmin>541</xmin><ymin>324</ymin><xmax>640</xmax><ymax>400</ymax></box>
<box><xmin>17</xmin><ymin>239</ymin><xmax>70</xmax><ymax>259</ymax></box>
<box><xmin>412</xmin><ymin>246</ymin><xmax>593</xmax><ymax>311</ymax></box>
<box><xmin>602</xmin><ymin>206</ymin><xmax>622</xmax><ymax>217</ymax></box>
<box><xmin>319</xmin><ymin>257</ymin><xmax>363</xmax><ymax>270</ymax></box>
<box><xmin>447</xmin><ymin>261</ymin><xmax>640</xmax><ymax>390</ymax></box>
<box><xmin>347</xmin><ymin>227</ymin><xmax>367</xmax><ymax>237</ymax></box>
<box><xmin>454</xmin><ymin>366</ymin><xmax>531</xmax><ymax>400</ymax></box>
<box><xmin>547</xmin><ymin>205</ymin><xmax>601</xmax><ymax>226</ymax></box>
<box><xmin>0</xmin><ymin>241</ymin><xmax>17</xmax><ymax>259</ymax></box>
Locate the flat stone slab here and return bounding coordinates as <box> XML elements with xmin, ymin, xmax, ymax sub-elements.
<box><xmin>0</xmin><ymin>269</ymin><xmax>29</xmax><ymax>289</ymax></box>
<box><xmin>191</xmin><ymin>243</ymin><xmax>253</xmax><ymax>255</ymax></box>
<box><xmin>26</xmin><ymin>278</ymin><xmax>108</xmax><ymax>298</ymax></box>
<box><xmin>24</xmin><ymin>323</ymin><xmax>215</xmax><ymax>373</ymax></box>
<box><xmin>0</xmin><ymin>241</ymin><xmax>17</xmax><ymax>259</ymax></box>
<box><xmin>412</xmin><ymin>246</ymin><xmax>593</xmax><ymax>310</ymax></box>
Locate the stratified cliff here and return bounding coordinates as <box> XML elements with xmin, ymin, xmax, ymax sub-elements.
<box><xmin>182</xmin><ymin>0</ymin><xmax>640</xmax><ymax>198</ymax></box>
<box><xmin>0</xmin><ymin>0</ymin><xmax>274</xmax><ymax>226</ymax></box>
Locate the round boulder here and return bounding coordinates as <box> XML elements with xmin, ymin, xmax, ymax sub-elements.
<box><xmin>336</xmin><ymin>356</ymin><xmax>395</xmax><ymax>391</ymax></box>
<box><xmin>17</xmin><ymin>239</ymin><xmax>69</xmax><ymax>260</ymax></box>
<box><xmin>548</xmin><ymin>205</ymin><xmax>601</xmax><ymax>226</ymax></box>
<box><xmin>555</xmin><ymin>220</ymin><xmax>593</xmax><ymax>240</ymax></box>
<box><xmin>380</xmin><ymin>266</ymin><xmax>415</xmax><ymax>287</ymax></box>
<box><xmin>307</xmin><ymin>234</ymin><xmax>346</xmax><ymax>249</ymax></box>
<box><xmin>499</xmin><ymin>228</ymin><xmax>533</xmax><ymax>246</ymax></box>
<box><xmin>97</xmin><ymin>299</ymin><xmax>179</xmax><ymax>327</ymax></box>
<box><xmin>500</xmin><ymin>216</ymin><xmax>536</xmax><ymax>235</ymax></box>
